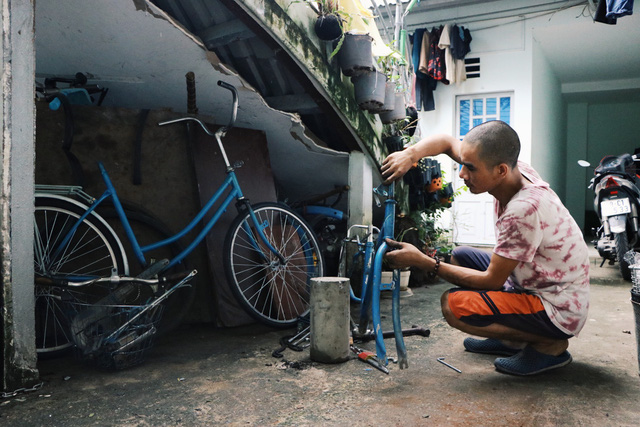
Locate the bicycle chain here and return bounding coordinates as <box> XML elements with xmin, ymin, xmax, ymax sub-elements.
<box><xmin>1</xmin><ymin>382</ymin><xmax>44</xmax><ymax>399</ymax></box>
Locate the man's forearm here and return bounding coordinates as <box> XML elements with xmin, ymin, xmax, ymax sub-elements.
<box><xmin>420</xmin><ymin>255</ymin><xmax>504</xmax><ymax>291</ymax></box>
<box><xmin>408</xmin><ymin>134</ymin><xmax>461</xmax><ymax>164</ymax></box>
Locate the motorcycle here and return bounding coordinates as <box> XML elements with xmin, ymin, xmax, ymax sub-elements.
<box><xmin>579</xmin><ymin>152</ymin><xmax>640</xmax><ymax>281</ymax></box>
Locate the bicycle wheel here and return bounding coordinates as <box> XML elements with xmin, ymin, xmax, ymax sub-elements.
<box><xmin>97</xmin><ymin>202</ymin><xmax>196</xmax><ymax>334</ymax></box>
<box><xmin>224</xmin><ymin>202</ymin><xmax>324</xmax><ymax>327</ymax></box>
<box><xmin>34</xmin><ymin>195</ymin><xmax>128</xmax><ymax>356</ymax></box>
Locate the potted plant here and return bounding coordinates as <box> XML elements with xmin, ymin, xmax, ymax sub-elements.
<box><xmin>370</xmin><ymin>48</ymin><xmax>401</xmax><ymax>114</ymax></box>
<box><xmin>379</xmin><ymin>92</ymin><xmax>406</xmax><ymax>124</ymax></box>
<box><xmin>287</xmin><ymin>0</ymin><xmax>348</xmax><ymax>42</ymax></box>
<box><xmin>381</xmin><ymin>123</ymin><xmax>407</xmax><ymax>154</ymax></box>
<box><xmin>351</xmin><ymin>69</ymin><xmax>387</xmax><ymax>111</ymax></box>
<box><xmin>336</xmin><ymin>32</ymin><xmax>375</xmax><ymax>76</ymax></box>
<box><xmin>404</xmin><ymin>158</ymin><xmax>432</xmax><ymax>189</ymax></box>
<box><xmin>313</xmin><ymin>0</ymin><xmax>344</xmax><ymax>41</ymax></box>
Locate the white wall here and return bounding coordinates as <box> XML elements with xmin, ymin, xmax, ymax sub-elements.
<box><xmin>413</xmin><ymin>8</ymin><xmax>610</xmax><ymax>239</ymax></box>
<box><xmin>417</xmin><ymin>18</ymin><xmax>533</xmax><ymax>163</ymax></box>
<box><xmin>415</xmin><ymin>17</ymin><xmax>535</xmax><ymax>236</ymax></box>
<box><xmin>530</xmin><ymin>37</ymin><xmax>565</xmax><ymax>198</ymax></box>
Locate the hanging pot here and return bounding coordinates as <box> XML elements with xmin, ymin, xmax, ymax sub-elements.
<box><xmin>351</xmin><ymin>70</ymin><xmax>387</xmax><ymax>111</ymax></box>
<box><xmin>379</xmin><ymin>93</ymin><xmax>406</xmax><ymax>124</ymax></box>
<box><xmin>383</xmin><ymin>135</ymin><xmax>404</xmax><ymax>154</ymax></box>
<box><xmin>337</xmin><ymin>33</ymin><xmax>375</xmax><ymax>77</ymax></box>
<box><xmin>314</xmin><ymin>14</ymin><xmax>342</xmax><ymax>41</ymax></box>
<box><xmin>369</xmin><ymin>81</ymin><xmax>396</xmax><ymax>114</ymax></box>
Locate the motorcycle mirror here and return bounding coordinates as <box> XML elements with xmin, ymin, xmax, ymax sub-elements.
<box><xmin>577</xmin><ymin>160</ymin><xmax>591</xmax><ymax>168</ymax></box>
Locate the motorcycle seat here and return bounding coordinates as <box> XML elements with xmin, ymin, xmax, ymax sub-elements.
<box><xmin>596</xmin><ymin>154</ymin><xmax>634</xmax><ymax>176</ymax></box>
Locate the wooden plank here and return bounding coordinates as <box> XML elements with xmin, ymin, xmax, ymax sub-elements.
<box><xmin>190</xmin><ymin>123</ymin><xmax>277</xmax><ymax>327</ymax></box>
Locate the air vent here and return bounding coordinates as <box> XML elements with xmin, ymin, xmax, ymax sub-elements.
<box><xmin>465</xmin><ymin>57</ymin><xmax>480</xmax><ymax>79</ymax></box>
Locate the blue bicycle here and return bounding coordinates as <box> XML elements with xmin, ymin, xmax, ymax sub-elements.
<box><xmin>34</xmin><ymin>81</ymin><xmax>324</xmax><ymax>360</ymax></box>
<box><xmin>344</xmin><ymin>183</ymin><xmax>409</xmax><ymax>369</ymax></box>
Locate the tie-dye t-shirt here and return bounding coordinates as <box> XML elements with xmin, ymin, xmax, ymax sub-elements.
<box><xmin>493</xmin><ymin>162</ymin><xmax>590</xmax><ymax>336</ymax></box>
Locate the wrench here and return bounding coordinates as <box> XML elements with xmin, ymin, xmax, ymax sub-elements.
<box><xmin>437</xmin><ymin>357</ymin><xmax>462</xmax><ymax>373</ymax></box>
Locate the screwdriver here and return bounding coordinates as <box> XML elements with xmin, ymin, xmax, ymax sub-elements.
<box><xmin>351</xmin><ymin>345</ymin><xmax>389</xmax><ymax>374</ymax></box>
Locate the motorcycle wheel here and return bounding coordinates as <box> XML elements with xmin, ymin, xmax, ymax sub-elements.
<box><xmin>614</xmin><ymin>232</ymin><xmax>632</xmax><ymax>281</ymax></box>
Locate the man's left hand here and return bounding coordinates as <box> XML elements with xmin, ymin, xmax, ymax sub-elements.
<box><xmin>384</xmin><ymin>238</ymin><xmax>430</xmax><ymax>270</ymax></box>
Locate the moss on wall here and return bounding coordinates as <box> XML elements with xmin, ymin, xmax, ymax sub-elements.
<box><xmin>238</xmin><ymin>0</ymin><xmax>385</xmax><ymax>165</ymax></box>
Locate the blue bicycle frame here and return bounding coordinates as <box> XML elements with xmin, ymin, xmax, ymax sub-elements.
<box><xmin>52</xmin><ymin>161</ymin><xmax>285</xmax><ymax>277</ymax></box>
<box><xmin>349</xmin><ymin>183</ymin><xmax>408</xmax><ymax>367</ymax></box>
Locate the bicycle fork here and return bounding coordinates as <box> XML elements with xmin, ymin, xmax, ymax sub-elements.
<box><xmin>237</xmin><ymin>202</ymin><xmax>287</xmax><ymax>265</ymax></box>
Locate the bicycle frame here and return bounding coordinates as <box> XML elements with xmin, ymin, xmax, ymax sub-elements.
<box><xmin>340</xmin><ymin>183</ymin><xmax>408</xmax><ymax>368</ymax></box>
<box><xmin>52</xmin><ymin>161</ymin><xmax>285</xmax><ymax>277</ymax></box>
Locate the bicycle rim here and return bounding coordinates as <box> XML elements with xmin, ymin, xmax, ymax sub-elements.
<box><xmin>34</xmin><ymin>196</ymin><xmax>127</xmax><ymax>356</ymax></box>
<box><xmin>224</xmin><ymin>203</ymin><xmax>324</xmax><ymax>327</ymax></box>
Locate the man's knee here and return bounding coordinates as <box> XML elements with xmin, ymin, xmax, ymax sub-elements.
<box><xmin>450</xmin><ymin>247</ymin><xmax>463</xmax><ymax>266</ymax></box>
<box><xmin>440</xmin><ymin>290</ymin><xmax>455</xmax><ymax>325</ymax></box>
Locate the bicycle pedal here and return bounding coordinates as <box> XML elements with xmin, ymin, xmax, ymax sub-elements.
<box><xmin>137</xmin><ymin>259</ymin><xmax>170</xmax><ymax>279</ymax></box>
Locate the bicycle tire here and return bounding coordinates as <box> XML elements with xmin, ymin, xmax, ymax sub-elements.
<box><xmin>97</xmin><ymin>203</ymin><xmax>196</xmax><ymax>334</ymax></box>
<box><xmin>224</xmin><ymin>202</ymin><xmax>324</xmax><ymax>328</ymax></box>
<box><xmin>34</xmin><ymin>195</ymin><xmax>128</xmax><ymax>357</ymax></box>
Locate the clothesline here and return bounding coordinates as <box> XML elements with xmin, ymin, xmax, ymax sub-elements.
<box><xmin>375</xmin><ymin>0</ymin><xmax>588</xmax><ymax>36</ymax></box>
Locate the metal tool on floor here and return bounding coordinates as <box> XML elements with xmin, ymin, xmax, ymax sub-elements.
<box><xmin>437</xmin><ymin>357</ymin><xmax>462</xmax><ymax>373</ymax></box>
<box><xmin>351</xmin><ymin>345</ymin><xmax>389</xmax><ymax>374</ymax></box>
<box><xmin>272</xmin><ymin>317</ymin><xmax>310</xmax><ymax>358</ymax></box>
<box><xmin>354</xmin><ymin>324</ymin><xmax>430</xmax><ymax>343</ymax></box>
<box><xmin>272</xmin><ymin>319</ymin><xmax>430</xmax><ymax>359</ymax></box>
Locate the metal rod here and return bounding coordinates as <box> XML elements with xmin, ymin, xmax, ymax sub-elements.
<box><xmin>437</xmin><ymin>357</ymin><xmax>462</xmax><ymax>373</ymax></box>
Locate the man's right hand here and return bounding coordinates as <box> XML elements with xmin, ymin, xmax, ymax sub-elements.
<box><xmin>380</xmin><ymin>134</ymin><xmax>462</xmax><ymax>184</ymax></box>
<box><xmin>381</xmin><ymin>149</ymin><xmax>415</xmax><ymax>184</ymax></box>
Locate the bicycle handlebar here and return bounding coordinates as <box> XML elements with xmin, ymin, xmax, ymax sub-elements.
<box><xmin>217</xmin><ymin>80</ymin><xmax>238</xmax><ymax>131</ymax></box>
<box><xmin>157</xmin><ymin>80</ymin><xmax>238</xmax><ymax>135</ymax></box>
<box><xmin>158</xmin><ymin>116</ymin><xmax>215</xmax><ymax>136</ymax></box>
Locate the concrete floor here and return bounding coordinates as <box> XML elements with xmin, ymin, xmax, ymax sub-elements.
<box><xmin>3</xmin><ymin>248</ymin><xmax>640</xmax><ymax>426</ymax></box>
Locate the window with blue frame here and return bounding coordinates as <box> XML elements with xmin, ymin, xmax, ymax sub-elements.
<box><xmin>456</xmin><ymin>93</ymin><xmax>513</xmax><ymax>139</ymax></box>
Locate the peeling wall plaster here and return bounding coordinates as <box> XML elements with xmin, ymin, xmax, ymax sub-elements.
<box><xmin>35</xmin><ymin>0</ymin><xmax>348</xmax><ymax>203</ymax></box>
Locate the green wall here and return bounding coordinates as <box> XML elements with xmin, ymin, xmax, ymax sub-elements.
<box><xmin>565</xmin><ymin>99</ymin><xmax>640</xmax><ymax>231</ymax></box>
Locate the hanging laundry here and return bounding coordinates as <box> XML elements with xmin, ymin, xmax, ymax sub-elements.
<box><xmin>427</xmin><ymin>26</ymin><xmax>448</xmax><ymax>83</ymax></box>
<box><xmin>418</xmin><ymin>29</ymin><xmax>430</xmax><ymax>75</ymax></box>
<box><xmin>451</xmin><ymin>25</ymin><xmax>472</xmax><ymax>61</ymax></box>
<box><xmin>410</xmin><ymin>28</ymin><xmax>438</xmax><ymax>112</ymax></box>
<box><xmin>605</xmin><ymin>0</ymin><xmax>634</xmax><ymax>18</ymax></box>
<box><xmin>415</xmin><ymin>74</ymin><xmax>437</xmax><ymax>112</ymax></box>
<box><xmin>437</xmin><ymin>24</ymin><xmax>454</xmax><ymax>83</ymax></box>
<box><xmin>594</xmin><ymin>0</ymin><xmax>634</xmax><ymax>24</ymax></box>
<box><xmin>410</xmin><ymin>29</ymin><xmax>427</xmax><ymax>77</ymax></box>
<box><xmin>438</xmin><ymin>24</ymin><xmax>467</xmax><ymax>84</ymax></box>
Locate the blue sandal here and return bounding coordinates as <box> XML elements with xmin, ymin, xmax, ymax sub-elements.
<box><xmin>463</xmin><ymin>338</ymin><xmax>521</xmax><ymax>356</ymax></box>
<box><xmin>494</xmin><ymin>346</ymin><xmax>572</xmax><ymax>376</ymax></box>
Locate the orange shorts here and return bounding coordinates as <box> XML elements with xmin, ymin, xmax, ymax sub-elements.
<box><xmin>447</xmin><ymin>288</ymin><xmax>572</xmax><ymax>339</ymax></box>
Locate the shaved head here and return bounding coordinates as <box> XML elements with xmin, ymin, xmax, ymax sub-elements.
<box><xmin>463</xmin><ymin>121</ymin><xmax>520</xmax><ymax>168</ymax></box>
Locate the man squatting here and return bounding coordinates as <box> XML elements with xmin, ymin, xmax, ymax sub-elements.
<box><xmin>382</xmin><ymin>120</ymin><xmax>590</xmax><ymax>376</ymax></box>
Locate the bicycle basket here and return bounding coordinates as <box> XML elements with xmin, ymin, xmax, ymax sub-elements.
<box><xmin>65</xmin><ymin>299</ymin><xmax>164</xmax><ymax>370</ymax></box>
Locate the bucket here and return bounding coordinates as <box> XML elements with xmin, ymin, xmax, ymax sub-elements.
<box><xmin>309</xmin><ymin>277</ymin><xmax>350</xmax><ymax>363</ymax></box>
<box><xmin>632</xmin><ymin>289</ymin><xmax>640</xmax><ymax>375</ymax></box>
